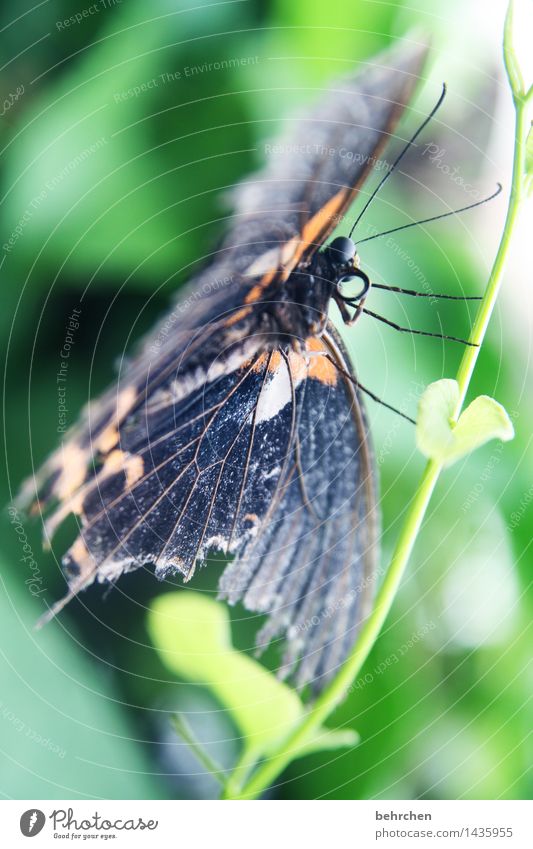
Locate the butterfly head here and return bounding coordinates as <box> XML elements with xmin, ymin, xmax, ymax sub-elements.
<box><xmin>272</xmin><ymin>236</ymin><xmax>371</xmax><ymax>340</ymax></box>
<box><xmin>325</xmin><ymin>236</ymin><xmax>371</xmax><ymax>325</ymax></box>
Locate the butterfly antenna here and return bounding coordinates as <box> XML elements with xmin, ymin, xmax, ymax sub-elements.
<box><xmin>358</xmin><ymin>184</ymin><xmax>502</xmax><ymax>244</ymax></box>
<box><xmin>349</xmin><ymin>83</ymin><xmax>447</xmax><ymax>240</ymax></box>
<box><xmin>363</xmin><ymin>307</ymin><xmax>477</xmax><ymax>346</ymax></box>
<box><xmin>325</xmin><ymin>355</ymin><xmax>416</xmax><ymax>424</ymax></box>
<box><xmin>372</xmin><ymin>283</ymin><xmax>482</xmax><ymax>301</ymax></box>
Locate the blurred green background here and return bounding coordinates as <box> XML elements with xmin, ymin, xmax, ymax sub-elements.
<box><xmin>1</xmin><ymin>0</ymin><xmax>531</xmax><ymax>800</ymax></box>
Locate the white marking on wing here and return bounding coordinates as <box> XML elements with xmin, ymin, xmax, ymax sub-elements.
<box><xmin>255</xmin><ymin>367</ymin><xmax>292</xmax><ymax>423</ymax></box>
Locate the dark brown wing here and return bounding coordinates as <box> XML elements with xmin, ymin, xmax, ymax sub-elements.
<box><xmin>151</xmin><ymin>40</ymin><xmax>428</xmax><ymax>316</ymax></box>
<box><xmin>219</xmin><ymin>326</ymin><xmax>378</xmax><ymax>691</ymax></box>
<box><xmin>28</xmin><ymin>322</ymin><xmax>378</xmax><ymax>692</ymax></box>
<box><xmin>223</xmin><ymin>39</ymin><xmax>428</xmax><ymax>294</ymax></box>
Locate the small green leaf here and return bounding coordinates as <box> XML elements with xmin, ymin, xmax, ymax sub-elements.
<box><xmin>416</xmin><ymin>379</ymin><xmax>514</xmax><ymax>467</ymax></box>
<box><xmin>416</xmin><ymin>379</ymin><xmax>460</xmax><ymax>460</ymax></box>
<box><xmin>148</xmin><ymin>593</ymin><xmax>360</xmax><ymax>768</ymax></box>
<box><xmin>148</xmin><ymin>592</ymin><xmax>304</xmax><ymax>761</ymax></box>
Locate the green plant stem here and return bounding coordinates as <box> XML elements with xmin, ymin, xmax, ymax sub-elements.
<box><xmin>223</xmin><ymin>19</ymin><xmax>530</xmax><ymax>801</ymax></box>
<box><xmin>221</xmin><ymin>747</ymin><xmax>260</xmax><ymax>799</ymax></box>
<box><xmin>454</xmin><ymin>101</ymin><xmax>528</xmax><ymax>411</ymax></box>
<box><xmin>171</xmin><ymin>714</ymin><xmax>228</xmax><ymax>789</ymax></box>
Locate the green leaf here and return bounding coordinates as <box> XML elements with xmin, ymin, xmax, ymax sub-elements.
<box><xmin>416</xmin><ymin>379</ymin><xmax>514</xmax><ymax>467</ymax></box>
<box><xmin>148</xmin><ymin>592</ymin><xmax>303</xmax><ymax>762</ymax></box>
<box><xmin>148</xmin><ymin>592</ymin><xmax>358</xmax><ymax>765</ymax></box>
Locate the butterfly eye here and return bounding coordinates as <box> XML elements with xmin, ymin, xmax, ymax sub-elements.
<box><xmin>337</xmin><ymin>273</ymin><xmax>370</xmax><ymax>302</ymax></box>
<box><xmin>327</xmin><ymin>235</ymin><xmax>356</xmax><ymax>265</ymax></box>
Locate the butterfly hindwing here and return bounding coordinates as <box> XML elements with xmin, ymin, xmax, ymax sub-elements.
<box><xmin>219</xmin><ymin>326</ymin><xmax>378</xmax><ymax>690</ymax></box>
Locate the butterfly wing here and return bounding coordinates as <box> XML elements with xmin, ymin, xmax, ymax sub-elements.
<box><xmin>225</xmin><ymin>40</ymin><xmax>427</xmax><ymax>287</ymax></box>
<box><xmin>146</xmin><ymin>39</ymin><xmax>427</xmax><ymax>315</ymax></box>
<box><xmin>30</xmin><ymin>320</ymin><xmax>377</xmax><ymax>692</ymax></box>
<box><xmin>219</xmin><ymin>326</ymin><xmax>378</xmax><ymax>691</ymax></box>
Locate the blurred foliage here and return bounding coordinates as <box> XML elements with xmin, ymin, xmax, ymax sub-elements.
<box><xmin>1</xmin><ymin>0</ymin><xmax>531</xmax><ymax>800</ymax></box>
<box><xmin>0</xmin><ymin>555</ymin><xmax>166</xmax><ymax>798</ymax></box>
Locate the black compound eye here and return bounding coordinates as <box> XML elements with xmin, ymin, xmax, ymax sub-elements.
<box><xmin>337</xmin><ymin>273</ymin><xmax>370</xmax><ymax>302</ymax></box>
<box><xmin>327</xmin><ymin>236</ymin><xmax>356</xmax><ymax>265</ymax></box>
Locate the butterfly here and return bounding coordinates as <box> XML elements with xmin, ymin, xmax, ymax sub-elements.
<box><xmin>19</xmin><ymin>39</ymin><xmax>483</xmax><ymax>692</ymax></box>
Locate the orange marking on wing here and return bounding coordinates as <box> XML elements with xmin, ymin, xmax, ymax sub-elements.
<box><xmin>95</xmin><ymin>386</ymin><xmax>138</xmax><ymax>453</ymax></box>
<box><xmin>68</xmin><ymin>537</ymin><xmax>96</xmax><ymax>581</ymax></box>
<box><xmin>278</xmin><ymin>189</ymin><xmax>348</xmax><ymax>281</ymax></box>
<box><xmin>251</xmin><ymin>345</ymin><xmax>334</xmax><ymax>384</ymax></box>
<box><xmin>250</xmin><ymin>351</ymin><xmax>283</xmax><ymax>373</ymax></box>
<box><xmin>244</xmin><ymin>284</ymin><xmax>264</xmax><ymax>304</ymax></box>
<box><xmin>301</xmin><ymin>189</ymin><xmax>347</xmax><ymax>246</ymax></box>
<box><xmin>103</xmin><ymin>449</ymin><xmax>144</xmax><ymax>488</ymax></box>
<box><xmin>250</xmin><ymin>352</ymin><xmax>267</xmax><ymax>372</ymax></box>
<box><xmin>305</xmin><ymin>337</ymin><xmax>338</xmax><ymax>385</ymax></box>
<box><xmin>225</xmin><ymin>306</ymin><xmax>252</xmax><ymax>326</ymax></box>
<box><xmin>55</xmin><ymin>443</ymin><xmax>89</xmax><ymax>500</ymax></box>
<box><xmin>244</xmin><ymin>268</ymin><xmax>278</xmax><ymax>304</ymax></box>
<box><xmin>287</xmin><ymin>351</ymin><xmax>307</xmax><ymax>382</ymax></box>
<box><xmin>267</xmin><ymin>351</ymin><xmax>283</xmax><ymax>372</ymax></box>
<box><xmin>252</xmin><ymin>349</ymin><xmax>304</xmax><ymax>380</ymax></box>
<box><xmin>306</xmin><ymin>338</ymin><xmax>327</xmax><ymax>352</ymax></box>
<box><xmin>244</xmin><ymin>191</ymin><xmax>346</xmax><ymax>299</ymax></box>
